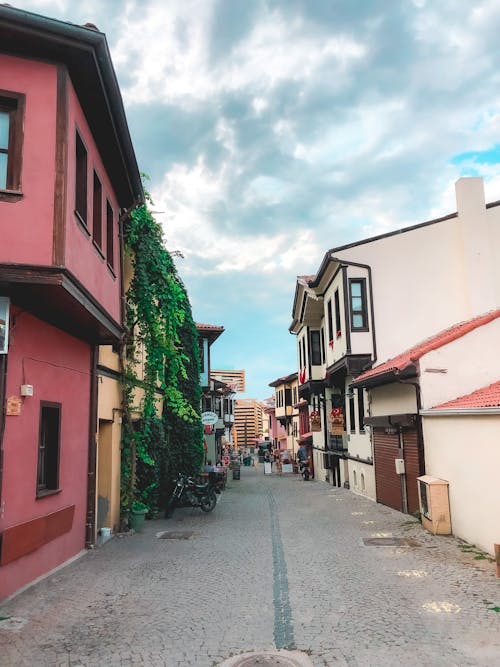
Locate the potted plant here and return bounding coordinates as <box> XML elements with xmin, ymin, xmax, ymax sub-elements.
<box><xmin>129</xmin><ymin>499</ymin><xmax>149</xmax><ymax>533</ymax></box>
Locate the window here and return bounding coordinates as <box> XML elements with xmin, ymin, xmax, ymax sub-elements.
<box><xmin>106</xmin><ymin>201</ymin><xmax>115</xmax><ymax>271</ymax></box>
<box><xmin>310</xmin><ymin>330</ymin><xmax>321</xmax><ymax>365</ymax></box>
<box><xmin>327</xmin><ymin>299</ymin><xmax>333</xmax><ymax>342</ymax></box>
<box><xmin>350</xmin><ymin>279</ymin><xmax>368</xmax><ymax>330</ymax></box>
<box><xmin>92</xmin><ymin>171</ymin><xmax>102</xmax><ymax>249</ymax></box>
<box><xmin>349</xmin><ymin>393</ymin><xmax>356</xmax><ymax>434</ymax></box>
<box><xmin>357</xmin><ymin>388</ymin><xmax>365</xmax><ymax>433</ymax></box>
<box><xmin>320</xmin><ymin>327</ymin><xmax>325</xmax><ymax>363</ymax></box>
<box><xmin>37</xmin><ymin>402</ymin><xmax>61</xmax><ymax>495</ymax></box>
<box><xmin>334</xmin><ymin>289</ymin><xmax>341</xmax><ymax>336</ymax></box>
<box><xmin>0</xmin><ymin>296</ymin><xmax>9</xmax><ymax>354</ymax></box>
<box><xmin>75</xmin><ymin>131</ymin><xmax>88</xmax><ymax>224</ymax></box>
<box><xmin>0</xmin><ymin>91</ymin><xmax>25</xmax><ymax>195</ymax></box>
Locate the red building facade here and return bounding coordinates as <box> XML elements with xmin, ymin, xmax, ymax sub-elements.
<box><xmin>0</xmin><ymin>6</ymin><xmax>143</xmax><ymax>599</ymax></box>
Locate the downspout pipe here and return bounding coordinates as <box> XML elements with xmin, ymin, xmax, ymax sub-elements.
<box><xmin>86</xmin><ymin>344</ymin><xmax>99</xmax><ymax>548</ymax></box>
<box><xmin>0</xmin><ymin>355</ymin><xmax>8</xmax><ymax>503</ymax></box>
<box><xmin>397</xmin><ymin>378</ymin><xmax>425</xmax><ymax>477</ymax></box>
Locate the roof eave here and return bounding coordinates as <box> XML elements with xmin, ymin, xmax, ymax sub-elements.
<box><xmin>351</xmin><ymin>363</ymin><xmax>418</xmax><ymax>389</ymax></box>
<box><xmin>0</xmin><ymin>5</ymin><xmax>144</xmax><ymax>209</ymax></box>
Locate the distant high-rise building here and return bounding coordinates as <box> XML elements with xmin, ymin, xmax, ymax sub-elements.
<box><xmin>210</xmin><ymin>369</ymin><xmax>245</xmax><ymax>393</ymax></box>
<box><xmin>234</xmin><ymin>398</ymin><xmax>263</xmax><ymax>449</ymax></box>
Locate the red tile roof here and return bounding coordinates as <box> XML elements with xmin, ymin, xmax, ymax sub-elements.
<box><xmin>431</xmin><ymin>381</ymin><xmax>500</xmax><ymax>410</ymax></box>
<box><xmin>354</xmin><ymin>309</ymin><xmax>500</xmax><ymax>385</ymax></box>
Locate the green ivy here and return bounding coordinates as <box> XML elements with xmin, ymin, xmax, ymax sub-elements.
<box><xmin>120</xmin><ymin>197</ymin><xmax>202</xmax><ymax>514</ymax></box>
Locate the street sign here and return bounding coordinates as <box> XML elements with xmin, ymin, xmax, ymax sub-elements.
<box><xmin>201</xmin><ymin>411</ymin><xmax>218</xmax><ymax>425</ymax></box>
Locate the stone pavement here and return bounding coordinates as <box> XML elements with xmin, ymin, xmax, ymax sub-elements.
<box><xmin>1</xmin><ymin>465</ymin><xmax>499</xmax><ymax>666</ymax></box>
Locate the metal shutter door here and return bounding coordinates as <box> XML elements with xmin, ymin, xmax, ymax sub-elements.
<box><xmin>373</xmin><ymin>428</ymin><xmax>402</xmax><ymax>512</ymax></box>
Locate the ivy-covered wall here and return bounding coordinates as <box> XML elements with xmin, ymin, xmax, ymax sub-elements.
<box><xmin>121</xmin><ymin>201</ymin><xmax>203</xmax><ymax>515</ymax></box>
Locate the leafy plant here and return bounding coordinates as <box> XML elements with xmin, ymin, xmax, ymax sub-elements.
<box><xmin>131</xmin><ymin>499</ymin><xmax>150</xmax><ymax>513</ymax></box>
<box><xmin>120</xmin><ymin>191</ymin><xmax>203</xmax><ymax>515</ymax></box>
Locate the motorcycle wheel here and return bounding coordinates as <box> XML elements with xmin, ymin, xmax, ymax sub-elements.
<box><xmin>200</xmin><ymin>490</ymin><xmax>217</xmax><ymax>513</ymax></box>
<box><xmin>303</xmin><ymin>469</ymin><xmax>310</xmax><ymax>481</ymax></box>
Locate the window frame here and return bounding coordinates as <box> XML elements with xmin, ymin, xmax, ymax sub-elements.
<box><xmin>357</xmin><ymin>388</ymin><xmax>366</xmax><ymax>433</ymax></box>
<box><xmin>349</xmin><ymin>278</ymin><xmax>369</xmax><ymax>332</ymax></box>
<box><xmin>310</xmin><ymin>330</ymin><xmax>322</xmax><ymax>365</ymax></box>
<box><xmin>92</xmin><ymin>170</ymin><xmax>103</xmax><ymax>252</ymax></box>
<box><xmin>106</xmin><ymin>200</ymin><xmax>115</xmax><ymax>273</ymax></box>
<box><xmin>0</xmin><ymin>90</ymin><xmax>25</xmax><ymax>201</ymax></box>
<box><xmin>75</xmin><ymin>129</ymin><xmax>88</xmax><ymax>227</ymax></box>
<box><xmin>36</xmin><ymin>401</ymin><xmax>62</xmax><ymax>497</ymax></box>
<box><xmin>334</xmin><ymin>289</ymin><xmax>342</xmax><ymax>336</ymax></box>
<box><xmin>327</xmin><ymin>298</ymin><xmax>333</xmax><ymax>342</ymax></box>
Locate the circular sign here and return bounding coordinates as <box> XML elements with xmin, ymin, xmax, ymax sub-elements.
<box><xmin>201</xmin><ymin>411</ymin><xmax>218</xmax><ymax>425</ymax></box>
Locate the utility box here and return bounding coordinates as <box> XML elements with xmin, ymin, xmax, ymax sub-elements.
<box><xmin>394</xmin><ymin>458</ymin><xmax>405</xmax><ymax>475</ymax></box>
<box><xmin>417</xmin><ymin>475</ymin><xmax>451</xmax><ymax>535</ymax></box>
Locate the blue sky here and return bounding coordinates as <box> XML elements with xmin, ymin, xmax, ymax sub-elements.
<box><xmin>14</xmin><ymin>0</ymin><xmax>500</xmax><ymax>399</ymax></box>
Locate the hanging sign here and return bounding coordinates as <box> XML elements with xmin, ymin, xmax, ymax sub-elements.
<box><xmin>330</xmin><ymin>407</ymin><xmax>344</xmax><ymax>435</ymax></box>
<box><xmin>201</xmin><ymin>411</ymin><xmax>218</xmax><ymax>425</ymax></box>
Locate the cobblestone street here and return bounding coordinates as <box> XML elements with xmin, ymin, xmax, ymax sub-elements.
<box><xmin>1</xmin><ymin>465</ymin><xmax>499</xmax><ymax>666</ymax></box>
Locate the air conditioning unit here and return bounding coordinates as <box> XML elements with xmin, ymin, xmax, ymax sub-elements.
<box><xmin>417</xmin><ymin>475</ymin><xmax>451</xmax><ymax>535</ymax></box>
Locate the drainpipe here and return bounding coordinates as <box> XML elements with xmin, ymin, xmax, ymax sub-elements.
<box><xmin>397</xmin><ymin>379</ymin><xmax>426</xmax><ymax>486</ymax></box>
<box><xmin>85</xmin><ymin>344</ymin><xmax>99</xmax><ymax>549</ymax></box>
<box><xmin>0</xmin><ymin>354</ymin><xmax>8</xmax><ymax>505</ymax></box>
<box><xmin>397</xmin><ymin>425</ymin><xmax>408</xmax><ymax>514</ymax></box>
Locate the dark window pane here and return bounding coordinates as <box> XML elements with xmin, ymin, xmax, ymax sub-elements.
<box><xmin>37</xmin><ymin>403</ymin><xmax>61</xmax><ymax>493</ymax></box>
<box><xmin>92</xmin><ymin>172</ymin><xmax>102</xmax><ymax>247</ymax></box>
<box><xmin>106</xmin><ymin>201</ymin><xmax>115</xmax><ymax>269</ymax></box>
<box><xmin>75</xmin><ymin>132</ymin><xmax>87</xmax><ymax>222</ymax></box>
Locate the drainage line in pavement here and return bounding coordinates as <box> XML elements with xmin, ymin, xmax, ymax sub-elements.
<box><xmin>267</xmin><ymin>490</ymin><xmax>296</xmax><ymax>650</ymax></box>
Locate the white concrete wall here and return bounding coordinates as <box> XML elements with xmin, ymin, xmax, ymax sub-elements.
<box><xmin>368</xmin><ymin>383</ymin><xmax>417</xmax><ymax>417</ymax></box>
<box><xmin>422</xmin><ymin>414</ymin><xmax>500</xmax><ymax>555</ymax></box>
<box><xmin>419</xmin><ymin>316</ymin><xmax>500</xmax><ymax>409</ymax></box>
<box><xmin>348</xmin><ymin>459</ymin><xmax>376</xmax><ymax>500</ymax></box>
<box><xmin>335</xmin><ymin>178</ymin><xmax>500</xmax><ymax>365</ymax></box>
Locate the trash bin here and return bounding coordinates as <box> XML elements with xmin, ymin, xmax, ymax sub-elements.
<box><xmin>232</xmin><ymin>465</ymin><xmax>241</xmax><ymax>480</ymax></box>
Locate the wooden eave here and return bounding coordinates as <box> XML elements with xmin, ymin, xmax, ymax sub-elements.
<box><xmin>0</xmin><ymin>264</ymin><xmax>122</xmax><ymax>343</ymax></box>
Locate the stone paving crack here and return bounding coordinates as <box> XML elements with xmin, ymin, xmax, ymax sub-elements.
<box><xmin>268</xmin><ymin>489</ymin><xmax>296</xmax><ymax>651</ymax></box>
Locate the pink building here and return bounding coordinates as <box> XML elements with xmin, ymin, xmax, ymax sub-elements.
<box><xmin>0</xmin><ymin>7</ymin><xmax>142</xmax><ymax>599</ymax></box>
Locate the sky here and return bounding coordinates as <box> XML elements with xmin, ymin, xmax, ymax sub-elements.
<box><xmin>13</xmin><ymin>0</ymin><xmax>500</xmax><ymax>399</ymax></box>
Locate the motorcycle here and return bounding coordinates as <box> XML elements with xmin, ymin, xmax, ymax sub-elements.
<box><xmin>299</xmin><ymin>459</ymin><xmax>311</xmax><ymax>481</ymax></box>
<box><xmin>165</xmin><ymin>473</ymin><xmax>217</xmax><ymax>517</ymax></box>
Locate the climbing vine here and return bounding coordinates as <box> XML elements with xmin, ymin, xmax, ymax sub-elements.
<box><xmin>120</xmin><ymin>194</ymin><xmax>202</xmax><ymax>514</ymax></box>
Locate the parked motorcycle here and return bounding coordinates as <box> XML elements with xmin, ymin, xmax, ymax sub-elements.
<box><xmin>299</xmin><ymin>459</ymin><xmax>310</xmax><ymax>481</ymax></box>
<box><xmin>165</xmin><ymin>473</ymin><xmax>217</xmax><ymax>517</ymax></box>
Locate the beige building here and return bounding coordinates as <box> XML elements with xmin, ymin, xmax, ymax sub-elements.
<box><xmin>290</xmin><ymin>177</ymin><xmax>500</xmax><ymax>503</ymax></box>
<box><xmin>268</xmin><ymin>373</ymin><xmax>299</xmax><ymax>457</ymax></box>
<box><xmin>234</xmin><ymin>399</ymin><xmax>263</xmax><ymax>449</ymax></box>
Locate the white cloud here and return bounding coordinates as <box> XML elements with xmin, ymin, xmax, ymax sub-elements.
<box><xmin>111</xmin><ymin>1</ymin><xmax>366</xmax><ymax>106</ymax></box>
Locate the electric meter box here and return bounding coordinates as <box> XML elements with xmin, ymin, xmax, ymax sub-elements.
<box><xmin>417</xmin><ymin>475</ymin><xmax>451</xmax><ymax>535</ymax></box>
<box><xmin>394</xmin><ymin>458</ymin><xmax>405</xmax><ymax>475</ymax></box>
